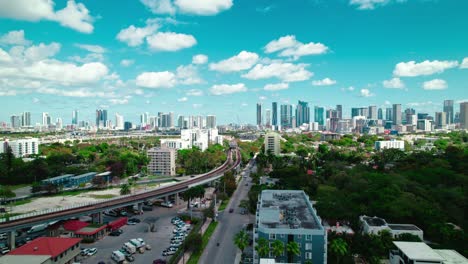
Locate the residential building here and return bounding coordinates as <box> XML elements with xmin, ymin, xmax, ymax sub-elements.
<box><xmin>336</xmin><ymin>104</ymin><xmax>343</xmax><ymax>119</ymax></box>
<box><xmin>389</xmin><ymin>241</ymin><xmax>467</xmax><ymax>264</ymax></box>
<box><xmin>147</xmin><ymin>147</ymin><xmax>177</xmax><ymax>176</ymax></box>
<box><xmin>2</xmin><ymin>138</ymin><xmax>39</xmax><ymax>157</ymax></box>
<box><xmin>296</xmin><ymin>100</ymin><xmax>310</xmax><ymax>126</ymax></box>
<box><xmin>264</xmin><ymin>132</ymin><xmax>280</xmax><ymax>156</ymax></box>
<box><xmin>10</xmin><ymin>115</ymin><xmax>21</xmax><ymax>129</ymax></box>
<box><xmin>417</xmin><ymin>119</ymin><xmax>432</xmax><ymax>132</ymax></box>
<box><xmin>272</xmin><ymin>102</ymin><xmax>278</xmax><ymax>127</ymax></box>
<box><xmin>265</xmin><ymin>109</ymin><xmax>271</xmax><ymax>127</ymax></box>
<box><xmin>3</xmin><ymin>237</ymin><xmax>82</xmax><ymax>264</ymax></box>
<box><xmin>385</xmin><ymin>107</ymin><xmax>393</xmax><ymax>121</ymax></box>
<box><xmin>257</xmin><ymin>103</ymin><xmax>262</xmax><ymax>127</ymax></box>
<box><xmin>314</xmin><ymin>106</ymin><xmax>324</xmax><ymax>126</ymax></box>
<box><xmin>368</xmin><ymin>105</ymin><xmax>377</xmax><ymax>120</ymax></box>
<box><xmin>360</xmin><ymin>215</ymin><xmax>423</xmax><ymax>240</ymax></box>
<box><xmin>206</xmin><ymin>115</ymin><xmax>216</xmax><ymax>129</ymax></box>
<box><xmin>160</xmin><ymin>128</ymin><xmax>221</xmax><ymax>151</ymax></box>
<box><xmin>393</xmin><ymin>104</ymin><xmax>402</xmax><ymax>125</ymax></box>
<box><xmin>22</xmin><ymin>112</ymin><xmax>31</xmax><ymax>127</ymax></box>
<box><xmin>280</xmin><ymin>104</ymin><xmax>293</xmax><ymax>128</ymax></box>
<box><xmin>460</xmin><ymin>102</ymin><xmax>468</xmax><ymax>129</ymax></box>
<box><xmin>254</xmin><ymin>190</ymin><xmax>327</xmax><ymax>264</ymax></box>
<box><xmin>443</xmin><ymin>99</ymin><xmax>454</xmax><ymax>124</ymax></box>
<box><xmin>374</xmin><ymin>140</ymin><xmax>405</xmax><ymax>151</ymax></box>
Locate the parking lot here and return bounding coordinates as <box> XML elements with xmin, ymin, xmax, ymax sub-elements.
<box><xmin>79</xmin><ymin>206</ymin><xmax>181</xmax><ymax>264</ymax></box>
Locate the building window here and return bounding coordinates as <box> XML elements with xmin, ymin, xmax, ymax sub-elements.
<box><xmin>305</xmin><ymin>252</ymin><xmax>312</xmax><ymax>259</ymax></box>
<box><xmin>269</xmin><ymin>233</ymin><xmax>276</xmax><ymax>240</ymax></box>
<box><xmin>306</xmin><ymin>234</ymin><xmax>312</xmax><ymax>241</ymax></box>
<box><xmin>297</xmin><ymin>234</ymin><xmax>302</xmax><ymax>240</ymax></box>
<box><xmin>305</xmin><ymin>243</ymin><xmax>312</xmax><ymax>250</ymax></box>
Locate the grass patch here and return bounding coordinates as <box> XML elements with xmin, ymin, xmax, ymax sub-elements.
<box><xmin>10</xmin><ymin>199</ymin><xmax>32</xmax><ymax>206</ymax></box>
<box><xmin>218</xmin><ymin>198</ymin><xmax>231</xmax><ymax>211</ymax></box>
<box><xmin>186</xmin><ymin>221</ymin><xmax>219</xmax><ymax>264</ymax></box>
<box><xmin>89</xmin><ymin>194</ymin><xmax>116</xmax><ymax>199</ymax></box>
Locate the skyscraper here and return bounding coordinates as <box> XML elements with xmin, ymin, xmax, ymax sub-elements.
<box><xmin>368</xmin><ymin>106</ymin><xmax>377</xmax><ymax>120</ymax></box>
<box><xmin>336</xmin><ymin>104</ymin><xmax>343</xmax><ymax>119</ymax></box>
<box><xmin>393</xmin><ymin>104</ymin><xmax>402</xmax><ymax>125</ymax></box>
<box><xmin>272</xmin><ymin>102</ymin><xmax>278</xmax><ymax>127</ymax></box>
<box><xmin>256</xmin><ymin>103</ymin><xmax>262</xmax><ymax>126</ymax></box>
<box><xmin>206</xmin><ymin>115</ymin><xmax>217</xmax><ymax>129</ymax></box>
<box><xmin>314</xmin><ymin>106</ymin><xmax>324</xmax><ymax>126</ymax></box>
<box><xmin>265</xmin><ymin>109</ymin><xmax>271</xmax><ymax>127</ymax></box>
<box><xmin>140</xmin><ymin>112</ymin><xmax>149</xmax><ymax>126</ymax></box>
<box><xmin>460</xmin><ymin>102</ymin><xmax>468</xmax><ymax>129</ymax></box>
<box><xmin>42</xmin><ymin>112</ymin><xmax>51</xmax><ymax>126</ymax></box>
<box><xmin>435</xmin><ymin>112</ymin><xmax>446</xmax><ymax>129</ymax></box>
<box><xmin>443</xmin><ymin>100</ymin><xmax>454</xmax><ymax>124</ymax></box>
<box><xmin>72</xmin><ymin>110</ymin><xmax>78</xmax><ymax>125</ymax></box>
<box><xmin>177</xmin><ymin>115</ymin><xmax>185</xmax><ymax>128</ymax></box>
<box><xmin>115</xmin><ymin>113</ymin><xmax>124</xmax><ymax>130</ymax></box>
<box><xmin>10</xmin><ymin>115</ymin><xmax>21</xmax><ymax>128</ymax></box>
<box><xmin>22</xmin><ymin>112</ymin><xmax>31</xmax><ymax>127</ymax></box>
<box><xmin>280</xmin><ymin>104</ymin><xmax>293</xmax><ymax>128</ymax></box>
<box><xmin>295</xmin><ymin>100</ymin><xmax>310</xmax><ymax>126</ymax></box>
<box><xmin>385</xmin><ymin>108</ymin><xmax>393</xmax><ymax>121</ymax></box>
<box><xmin>96</xmin><ymin>109</ymin><xmax>108</xmax><ymax>128</ymax></box>
<box><xmin>377</xmin><ymin>108</ymin><xmax>383</xmax><ymax>120</ymax></box>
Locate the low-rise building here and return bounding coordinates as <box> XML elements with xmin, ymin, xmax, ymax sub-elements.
<box><xmin>0</xmin><ymin>138</ymin><xmax>39</xmax><ymax>157</ymax></box>
<box><xmin>68</xmin><ymin>172</ymin><xmax>97</xmax><ymax>187</ymax></box>
<box><xmin>2</xmin><ymin>237</ymin><xmax>81</xmax><ymax>264</ymax></box>
<box><xmin>254</xmin><ymin>190</ymin><xmax>327</xmax><ymax>264</ymax></box>
<box><xmin>389</xmin><ymin>241</ymin><xmax>467</xmax><ymax>264</ymax></box>
<box><xmin>264</xmin><ymin>132</ymin><xmax>280</xmax><ymax>156</ymax></box>
<box><xmin>147</xmin><ymin>147</ymin><xmax>177</xmax><ymax>176</ymax></box>
<box><xmin>374</xmin><ymin>140</ymin><xmax>405</xmax><ymax>151</ymax></box>
<box><xmin>360</xmin><ymin>215</ymin><xmax>423</xmax><ymax>240</ymax></box>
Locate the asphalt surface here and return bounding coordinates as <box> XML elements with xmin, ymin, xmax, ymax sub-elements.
<box><xmin>198</xmin><ymin>162</ymin><xmax>255</xmax><ymax>264</ymax></box>
<box><xmin>79</xmin><ymin>205</ymin><xmax>183</xmax><ymax>264</ymax></box>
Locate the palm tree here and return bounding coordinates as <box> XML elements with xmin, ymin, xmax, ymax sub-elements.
<box><xmin>120</xmin><ymin>183</ymin><xmax>131</xmax><ymax>195</ymax></box>
<box><xmin>271</xmin><ymin>240</ymin><xmax>284</xmax><ymax>259</ymax></box>
<box><xmin>234</xmin><ymin>230</ymin><xmax>249</xmax><ymax>253</ymax></box>
<box><xmin>286</xmin><ymin>241</ymin><xmax>300</xmax><ymax>263</ymax></box>
<box><xmin>255</xmin><ymin>238</ymin><xmax>270</xmax><ymax>258</ymax></box>
<box><xmin>330</xmin><ymin>238</ymin><xmax>348</xmax><ymax>264</ymax></box>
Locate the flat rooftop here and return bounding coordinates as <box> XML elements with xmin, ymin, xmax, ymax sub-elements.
<box><xmin>258</xmin><ymin>190</ymin><xmax>322</xmax><ymax>230</ymax></box>
<box><xmin>434</xmin><ymin>249</ymin><xmax>468</xmax><ymax>264</ymax></box>
<box><xmin>362</xmin><ymin>216</ymin><xmax>387</xmax><ymax>226</ymax></box>
<box><xmin>394</xmin><ymin>242</ymin><xmax>443</xmax><ymax>261</ymax></box>
<box><xmin>388</xmin><ymin>224</ymin><xmax>421</xmax><ymax>231</ymax></box>
<box><xmin>42</xmin><ymin>174</ymin><xmax>74</xmax><ymax>182</ymax></box>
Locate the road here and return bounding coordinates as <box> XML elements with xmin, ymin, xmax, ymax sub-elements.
<box><xmin>199</xmin><ymin>161</ymin><xmax>255</xmax><ymax>264</ymax></box>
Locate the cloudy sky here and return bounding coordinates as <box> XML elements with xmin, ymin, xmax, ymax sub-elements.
<box><xmin>0</xmin><ymin>0</ymin><xmax>467</xmax><ymax>125</ymax></box>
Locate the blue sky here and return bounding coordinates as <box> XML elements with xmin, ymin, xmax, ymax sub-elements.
<box><xmin>0</xmin><ymin>0</ymin><xmax>467</xmax><ymax>125</ymax></box>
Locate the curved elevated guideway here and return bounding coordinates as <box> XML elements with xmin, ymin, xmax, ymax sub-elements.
<box><xmin>0</xmin><ymin>148</ymin><xmax>241</xmax><ymax>235</ymax></box>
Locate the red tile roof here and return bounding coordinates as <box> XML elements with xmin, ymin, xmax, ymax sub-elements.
<box><xmin>9</xmin><ymin>237</ymin><xmax>81</xmax><ymax>258</ymax></box>
<box><xmin>63</xmin><ymin>220</ymin><xmax>89</xmax><ymax>231</ymax></box>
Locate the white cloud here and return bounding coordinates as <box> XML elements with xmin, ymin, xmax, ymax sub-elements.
<box><xmin>116</xmin><ymin>20</ymin><xmax>158</xmax><ymax>47</ymax></box>
<box><xmin>393</xmin><ymin>60</ymin><xmax>459</xmax><ymax>77</ymax></box>
<box><xmin>242</xmin><ymin>62</ymin><xmax>313</xmax><ymax>82</ymax></box>
<box><xmin>422</xmin><ymin>79</ymin><xmax>447</xmax><ymax>90</ymax></box>
<box><xmin>0</xmin><ymin>30</ymin><xmax>30</xmax><ymax>45</ymax></box>
<box><xmin>312</xmin><ymin>78</ymin><xmax>337</xmax><ymax>86</ymax></box>
<box><xmin>146</xmin><ymin>32</ymin><xmax>197</xmax><ymax>51</ymax></box>
<box><xmin>37</xmin><ymin>87</ymin><xmax>115</xmax><ymax>98</ymax></box>
<box><xmin>382</xmin><ymin>77</ymin><xmax>405</xmax><ymax>89</ymax></box>
<box><xmin>69</xmin><ymin>53</ymin><xmax>104</xmax><ymax>63</ymax></box>
<box><xmin>385</xmin><ymin>100</ymin><xmax>391</xmax><ymax>105</ymax></box>
<box><xmin>259</xmin><ymin>96</ymin><xmax>267</xmax><ymax>101</ymax></box>
<box><xmin>109</xmin><ymin>98</ymin><xmax>129</xmax><ymax>105</ymax></box>
<box><xmin>23</xmin><ymin>42</ymin><xmax>61</xmax><ymax>61</ymax></box>
<box><xmin>461</xmin><ymin>58</ymin><xmax>468</xmax><ymax>69</ymax></box>
<box><xmin>347</xmin><ymin>86</ymin><xmax>355</xmax><ymax>91</ymax></box>
<box><xmin>192</xmin><ymin>103</ymin><xmax>203</xmax><ymax>109</ymax></box>
<box><xmin>264</xmin><ymin>35</ymin><xmax>329</xmax><ymax>59</ymax></box>
<box><xmin>0</xmin><ymin>0</ymin><xmax>94</xmax><ymax>33</ymax></box>
<box><xmin>24</xmin><ymin>60</ymin><xmax>108</xmax><ymax>84</ymax></box>
<box><xmin>174</xmin><ymin>0</ymin><xmax>233</xmax><ymax>15</ymax></box>
<box><xmin>136</xmin><ymin>71</ymin><xmax>176</xmax><ymax>88</ymax></box>
<box><xmin>192</xmin><ymin>54</ymin><xmax>208</xmax><ymax>64</ymax></box>
<box><xmin>176</xmin><ymin>64</ymin><xmax>203</xmax><ymax>84</ymax></box>
<box><xmin>120</xmin><ymin>59</ymin><xmax>134</xmax><ymax>67</ymax></box>
<box><xmin>209</xmin><ymin>51</ymin><xmax>259</xmax><ymax>72</ymax></box>
<box><xmin>264</xmin><ymin>83</ymin><xmax>289</xmax><ymax>91</ymax></box>
<box><xmin>177</xmin><ymin>97</ymin><xmax>188</xmax><ymax>102</ymax></box>
<box><xmin>350</xmin><ymin>0</ymin><xmax>388</xmax><ymax>10</ymax></box>
<box><xmin>75</xmin><ymin>44</ymin><xmax>106</xmax><ymax>53</ymax></box>
<box><xmin>210</xmin><ymin>83</ymin><xmax>247</xmax><ymax>95</ymax></box>
<box><xmin>0</xmin><ymin>48</ymin><xmax>12</xmax><ymax>62</ymax></box>
<box><xmin>186</xmin><ymin>89</ymin><xmax>203</xmax><ymax>96</ymax></box>
<box><xmin>140</xmin><ymin>0</ymin><xmax>176</xmax><ymax>15</ymax></box>
<box><xmin>360</xmin><ymin>88</ymin><xmax>374</xmax><ymax>97</ymax></box>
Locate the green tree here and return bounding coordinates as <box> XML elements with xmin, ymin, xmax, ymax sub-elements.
<box><xmin>120</xmin><ymin>183</ymin><xmax>131</xmax><ymax>195</ymax></box>
<box><xmin>255</xmin><ymin>238</ymin><xmax>270</xmax><ymax>258</ymax></box>
<box><xmin>185</xmin><ymin>232</ymin><xmax>203</xmax><ymax>253</ymax></box>
<box><xmin>271</xmin><ymin>239</ymin><xmax>284</xmax><ymax>259</ymax></box>
<box><xmin>181</xmin><ymin>185</ymin><xmax>205</xmax><ymax>209</ymax></box>
<box><xmin>234</xmin><ymin>230</ymin><xmax>249</xmax><ymax>253</ymax></box>
<box><xmin>286</xmin><ymin>241</ymin><xmax>300</xmax><ymax>263</ymax></box>
<box><xmin>0</xmin><ymin>186</ymin><xmax>15</xmax><ymax>202</ymax></box>
<box><xmin>330</xmin><ymin>238</ymin><xmax>348</xmax><ymax>264</ymax></box>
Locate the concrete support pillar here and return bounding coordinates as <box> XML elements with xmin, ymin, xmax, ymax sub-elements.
<box><xmin>164</xmin><ymin>195</ymin><xmax>169</xmax><ymax>203</ymax></box>
<box><xmin>175</xmin><ymin>192</ymin><xmax>180</xmax><ymax>205</ymax></box>
<box><xmin>92</xmin><ymin>212</ymin><xmax>103</xmax><ymax>224</ymax></box>
<box><xmin>137</xmin><ymin>203</ymin><xmax>143</xmax><ymax>211</ymax></box>
<box><xmin>9</xmin><ymin>230</ymin><xmax>15</xmax><ymax>250</ymax></box>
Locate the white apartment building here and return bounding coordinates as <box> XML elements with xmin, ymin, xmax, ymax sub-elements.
<box><xmin>264</xmin><ymin>132</ymin><xmax>280</xmax><ymax>155</ymax></box>
<box><xmin>374</xmin><ymin>140</ymin><xmax>405</xmax><ymax>151</ymax></box>
<box><xmin>0</xmin><ymin>138</ymin><xmax>39</xmax><ymax>157</ymax></box>
<box><xmin>160</xmin><ymin>128</ymin><xmax>223</xmax><ymax>151</ymax></box>
<box><xmin>147</xmin><ymin>147</ymin><xmax>177</xmax><ymax>176</ymax></box>
<box><xmin>360</xmin><ymin>215</ymin><xmax>424</xmax><ymax>240</ymax></box>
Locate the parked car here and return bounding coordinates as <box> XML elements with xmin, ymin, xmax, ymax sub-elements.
<box><xmin>109</xmin><ymin>230</ymin><xmax>121</xmax><ymax>236</ymax></box>
<box><xmin>87</xmin><ymin>248</ymin><xmax>97</xmax><ymax>256</ymax></box>
<box><xmin>81</xmin><ymin>248</ymin><xmax>91</xmax><ymax>256</ymax></box>
<box><xmin>129</xmin><ymin>218</ymin><xmax>141</xmax><ymax>223</ymax></box>
<box><xmin>127</xmin><ymin>221</ymin><xmax>137</xmax><ymax>225</ymax></box>
<box><xmin>126</xmin><ymin>255</ymin><xmax>135</xmax><ymax>262</ymax></box>
<box><xmin>145</xmin><ymin>244</ymin><xmax>152</xmax><ymax>250</ymax></box>
<box><xmin>229</xmin><ymin>208</ymin><xmax>234</xmax><ymax>213</ymax></box>
<box><xmin>142</xmin><ymin>205</ymin><xmax>153</xmax><ymax>211</ymax></box>
<box><xmin>0</xmin><ymin>247</ymin><xmax>10</xmax><ymax>255</ymax></box>
<box><xmin>153</xmin><ymin>259</ymin><xmax>167</xmax><ymax>264</ymax></box>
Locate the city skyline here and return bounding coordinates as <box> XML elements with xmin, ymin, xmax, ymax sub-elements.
<box><xmin>0</xmin><ymin>0</ymin><xmax>467</xmax><ymax>124</ymax></box>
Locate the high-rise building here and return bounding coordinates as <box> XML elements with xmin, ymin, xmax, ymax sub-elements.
<box><xmin>393</xmin><ymin>104</ymin><xmax>402</xmax><ymax>125</ymax></box>
<box><xmin>42</xmin><ymin>112</ymin><xmax>51</xmax><ymax>126</ymax></box>
<box><xmin>272</xmin><ymin>102</ymin><xmax>278</xmax><ymax>127</ymax></box>
<box><xmin>56</xmin><ymin>118</ymin><xmax>63</xmax><ymax>130</ymax></box>
<box><xmin>385</xmin><ymin>108</ymin><xmax>393</xmax><ymax>121</ymax></box>
<box><xmin>22</xmin><ymin>112</ymin><xmax>31</xmax><ymax>127</ymax></box>
<box><xmin>72</xmin><ymin>110</ymin><xmax>78</xmax><ymax>125</ymax></box>
<box><xmin>147</xmin><ymin>147</ymin><xmax>177</xmax><ymax>176</ymax></box>
<box><xmin>435</xmin><ymin>112</ymin><xmax>446</xmax><ymax>129</ymax></box>
<box><xmin>280</xmin><ymin>104</ymin><xmax>293</xmax><ymax>128</ymax></box>
<box><xmin>417</xmin><ymin>113</ymin><xmax>428</xmax><ymax>120</ymax></box>
<box><xmin>254</xmin><ymin>190</ymin><xmax>327</xmax><ymax>264</ymax></box>
<box><xmin>264</xmin><ymin>132</ymin><xmax>280</xmax><ymax>155</ymax></box>
<box><xmin>115</xmin><ymin>113</ymin><xmax>124</xmax><ymax>130</ymax></box>
<box><xmin>96</xmin><ymin>109</ymin><xmax>108</xmax><ymax>128</ymax></box>
<box><xmin>404</xmin><ymin>108</ymin><xmax>416</xmax><ymax>125</ymax></box>
<box><xmin>177</xmin><ymin>115</ymin><xmax>185</xmax><ymax>128</ymax></box>
<box><xmin>460</xmin><ymin>102</ymin><xmax>468</xmax><ymax>129</ymax></box>
<box><xmin>124</xmin><ymin>121</ymin><xmax>132</xmax><ymax>131</ymax></box>
<box><xmin>352</xmin><ymin>107</ymin><xmax>368</xmax><ymax>118</ymax></box>
<box><xmin>265</xmin><ymin>109</ymin><xmax>271</xmax><ymax>127</ymax></box>
<box><xmin>140</xmin><ymin>112</ymin><xmax>149</xmax><ymax>126</ymax></box>
<box><xmin>206</xmin><ymin>115</ymin><xmax>216</xmax><ymax>129</ymax></box>
<box><xmin>368</xmin><ymin>106</ymin><xmax>377</xmax><ymax>120</ymax></box>
<box><xmin>314</xmin><ymin>106</ymin><xmax>324</xmax><ymax>126</ymax></box>
<box><xmin>296</xmin><ymin>100</ymin><xmax>310</xmax><ymax>126</ymax></box>
<box><xmin>377</xmin><ymin>108</ymin><xmax>383</xmax><ymax>120</ymax></box>
<box><xmin>10</xmin><ymin>115</ymin><xmax>21</xmax><ymax>128</ymax></box>
<box><xmin>336</xmin><ymin>104</ymin><xmax>343</xmax><ymax>119</ymax></box>
<box><xmin>256</xmin><ymin>103</ymin><xmax>262</xmax><ymax>126</ymax></box>
<box><xmin>169</xmin><ymin>112</ymin><xmax>174</xmax><ymax>128</ymax></box>
<box><xmin>443</xmin><ymin>100</ymin><xmax>454</xmax><ymax>124</ymax></box>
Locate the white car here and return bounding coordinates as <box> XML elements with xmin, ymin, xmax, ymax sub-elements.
<box><xmin>87</xmin><ymin>248</ymin><xmax>97</xmax><ymax>256</ymax></box>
